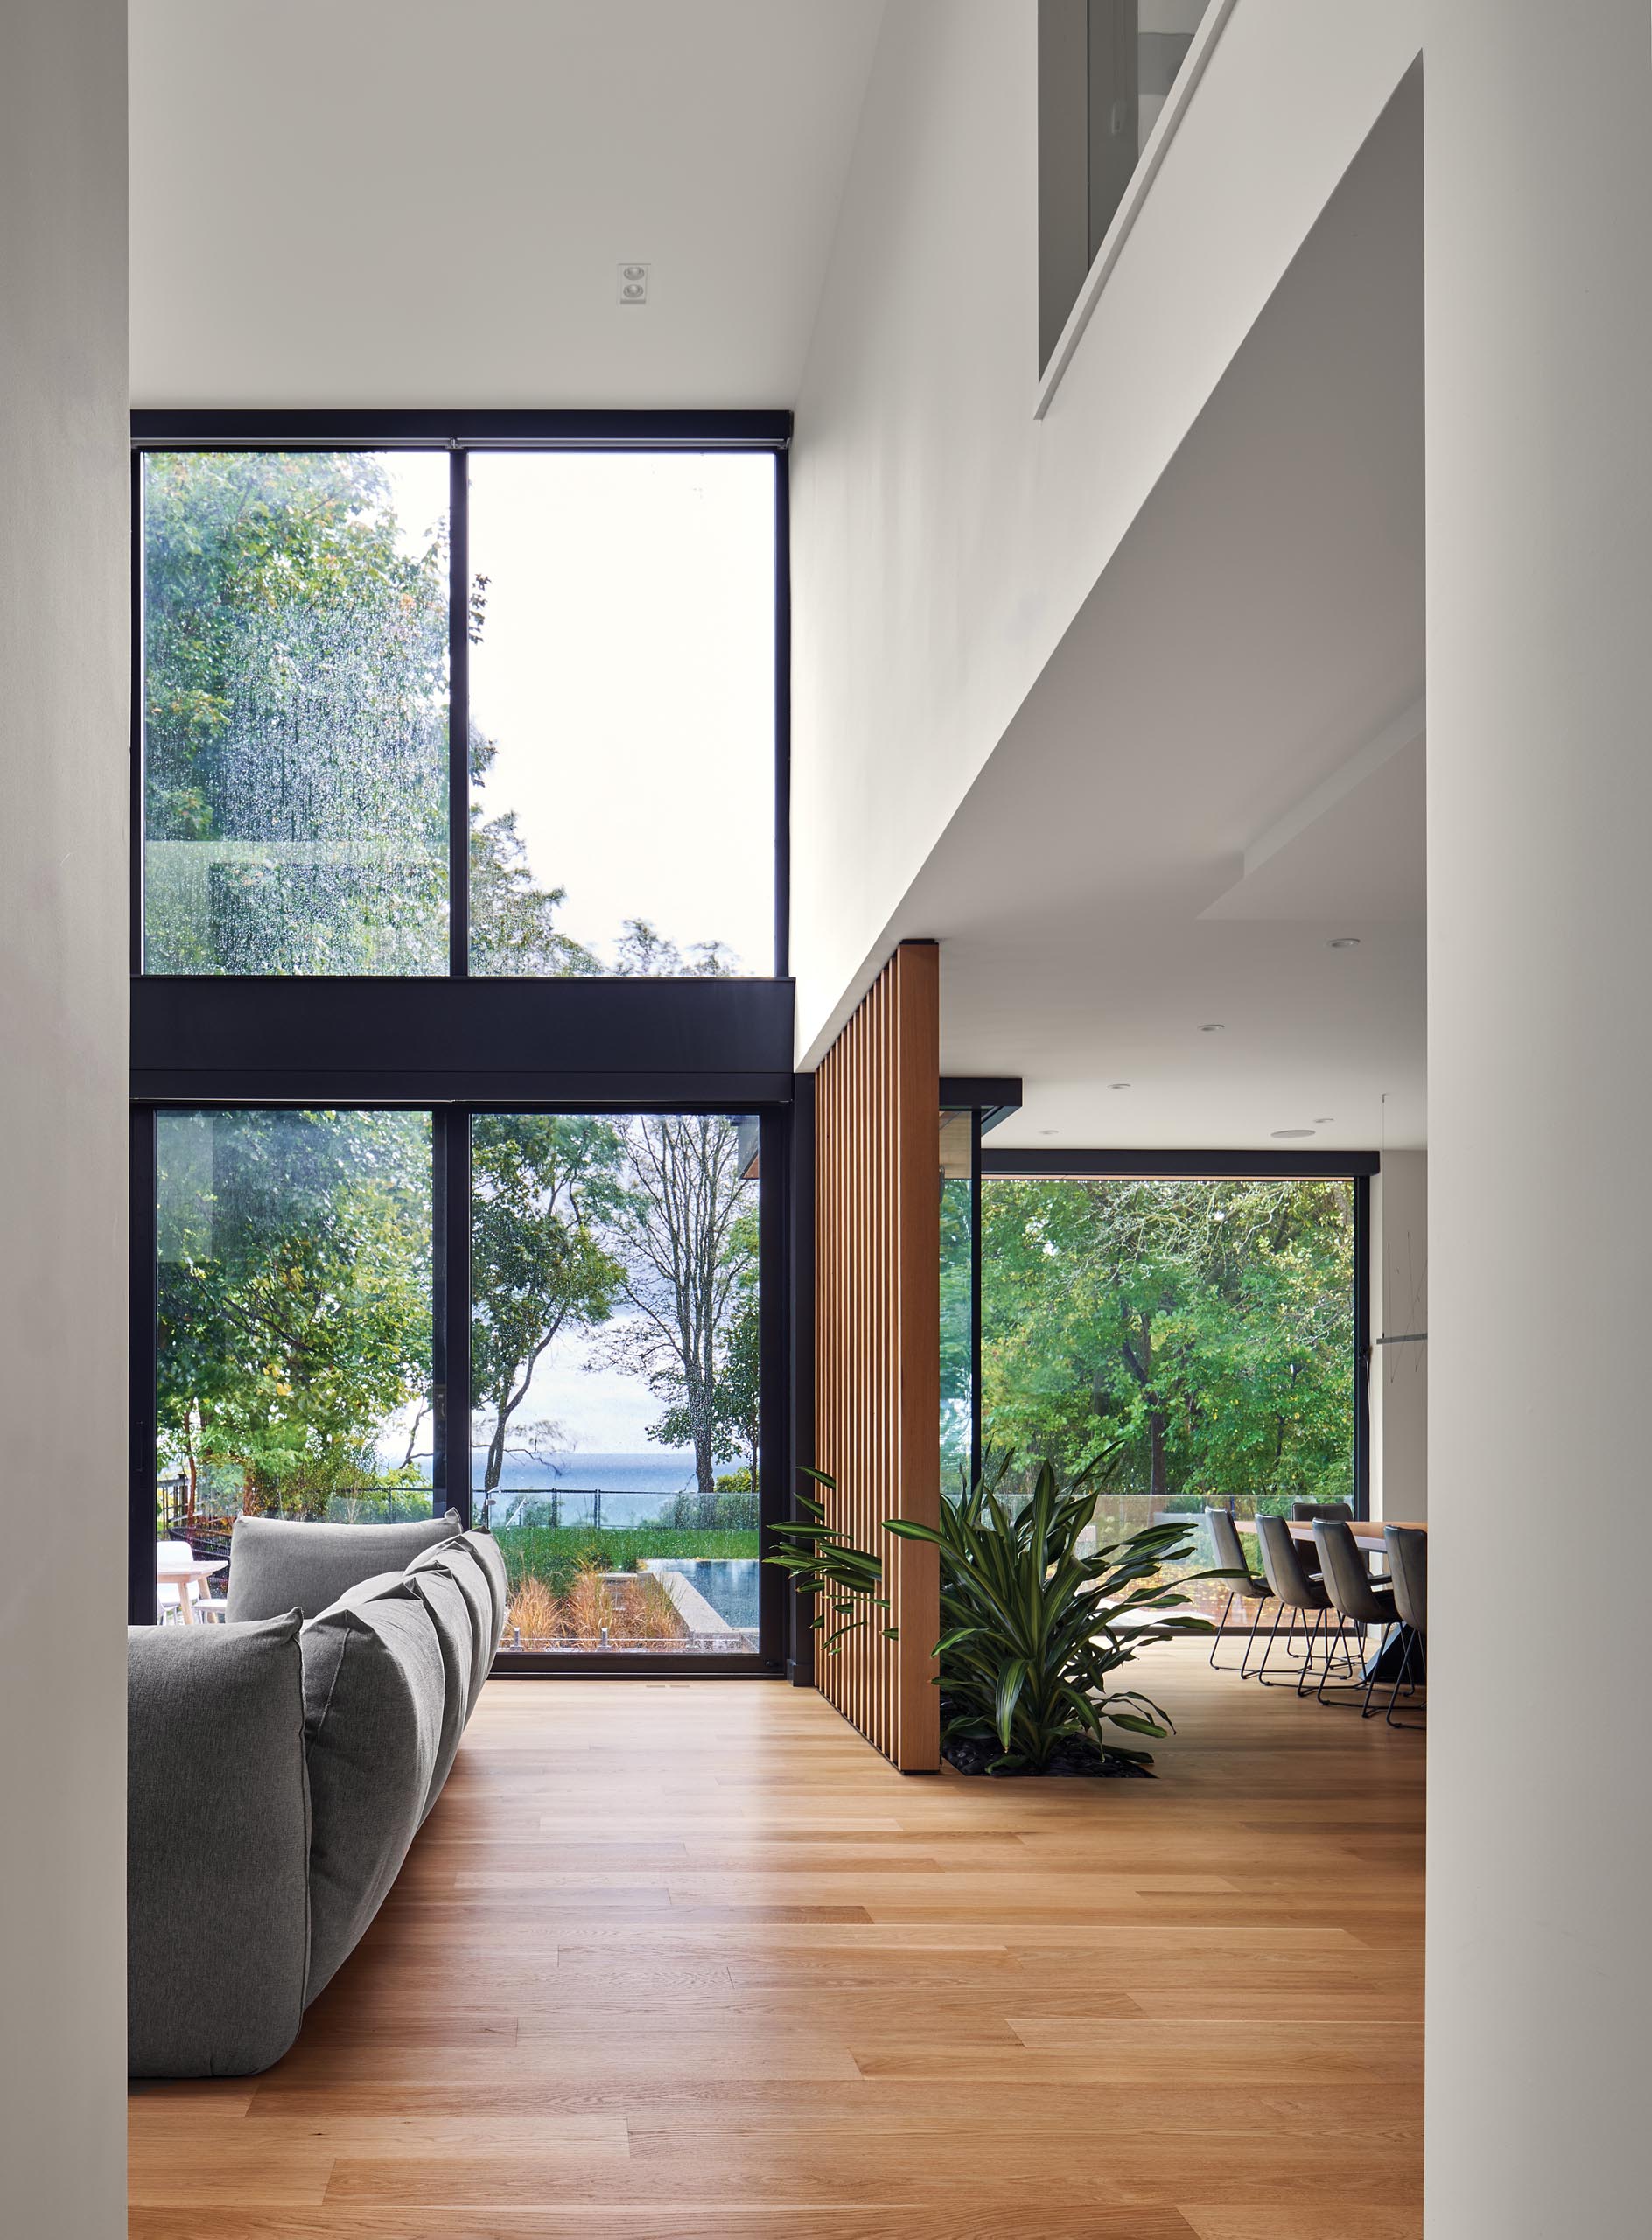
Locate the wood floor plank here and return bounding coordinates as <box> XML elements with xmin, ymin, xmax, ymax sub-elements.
<box><xmin>130</xmin><ymin>1643</ymin><xmax>1423</xmax><ymax>2236</ymax></box>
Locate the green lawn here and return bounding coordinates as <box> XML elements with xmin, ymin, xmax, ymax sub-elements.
<box><xmin>493</xmin><ymin>1525</ymin><xmax>760</xmax><ymax>1596</ymax></box>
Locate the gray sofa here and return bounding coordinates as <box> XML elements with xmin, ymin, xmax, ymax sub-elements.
<box><xmin>128</xmin><ymin>1511</ymin><xmax>508</xmax><ymax>2078</ymax></box>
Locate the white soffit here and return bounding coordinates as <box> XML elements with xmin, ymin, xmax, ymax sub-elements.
<box><xmin>832</xmin><ymin>66</ymin><xmax>1428</xmax><ymax>1151</ymax></box>
<box><xmin>1201</xmin><ymin>700</ymin><xmax>1426</xmax><ymax>923</ymax></box>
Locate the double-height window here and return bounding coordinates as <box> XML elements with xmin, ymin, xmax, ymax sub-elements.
<box><xmin>131</xmin><ymin>414</ymin><xmax>793</xmax><ymax>1671</ymax></box>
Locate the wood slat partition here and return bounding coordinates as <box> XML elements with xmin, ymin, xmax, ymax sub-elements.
<box><xmin>812</xmin><ymin>941</ymin><xmax>941</xmax><ymax>1771</ymax></box>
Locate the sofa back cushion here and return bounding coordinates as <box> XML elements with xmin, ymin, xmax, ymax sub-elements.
<box><xmin>129</xmin><ymin>1614</ymin><xmax>311</xmax><ymax>2077</ymax></box>
<box><xmin>225</xmin><ymin>1509</ymin><xmax>461</xmax><ymax>1621</ymax></box>
<box><xmin>300</xmin><ymin>1578</ymin><xmax>445</xmax><ymax>2000</ymax></box>
<box><xmin>335</xmin><ymin>1564</ymin><xmax>476</xmax><ymax>1822</ymax></box>
<box><xmin>461</xmin><ymin>1528</ymin><xmax>509</xmax><ymax>1656</ymax></box>
<box><xmin>409</xmin><ymin>1538</ymin><xmax>496</xmax><ymax>1712</ymax></box>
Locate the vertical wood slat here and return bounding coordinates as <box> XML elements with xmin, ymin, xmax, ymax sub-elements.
<box><xmin>810</xmin><ymin>942</ymin><xmax>941</xmax><ymax>1771</ymax></box>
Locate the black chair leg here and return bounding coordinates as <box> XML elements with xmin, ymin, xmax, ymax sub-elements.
<box><xmin>1316</xmin><ymin>1613</ymin><xmax>1354</xmax><ymax>1702</ymax></box>
<box><xmin>1385</xmin><ymin>1628</ymin><xmax>1426</xmax><ymax>1729</ymax></box>
<box><xmin>1297</xmin><ymin>1606</ymin><xmax>1326</xmax><ymax>1695</ymax></box>
<box><xmin>1316</xmin><ymin>1618</ymin><xmax>1395</xmax><ymax>1712</ymax></box>
<box><xmin>1238</xmin><ymin>1598</ymin><xmax>1270</xmax><ymax>1679</ymax></box>
<box><xmin>1254</xmin><ymin>1603</ymin><xmax>1287</xmax><ymax>1684</ymax></box>
<box><xmin>1209</xmin><ymin>1588</ymin><xmax>1236</xmax><ymax>1669</ymax></box>
<box><xmin>1362</xmin><ymin>1621</ymin><xmax>1396</xmax><ymax>1716</ymax></box>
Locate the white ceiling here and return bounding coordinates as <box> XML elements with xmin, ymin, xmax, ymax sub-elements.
<box><xmin>914</xmin><ymin>72</ymin><xmax>1428</xmax><ymax>1152</ymax></box>
<box><xmin>129</xmin><ymin>0</ymin><xmax>886</xmax><ymax>407</ymax></box>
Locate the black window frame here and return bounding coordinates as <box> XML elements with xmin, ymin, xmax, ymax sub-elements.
<box><xmin>130</xmin><ymin>410</ymin><xmax>796</xmax><ymax>1677</ymax></box>
<box><xmin>130</xmin><ymin>409</ymin><xmax>791</xmax><ymax>983</ymax></box>
<box><xmin>976</xmin><ymin>1145</ymin><xmax>1376</xmax><ymax>1520</ymax></box>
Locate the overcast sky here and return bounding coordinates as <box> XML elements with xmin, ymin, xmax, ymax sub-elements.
<box><xmin>376</xmin><ymin>458</ymin><xmax>774</xmax><ymax>1466</ymax></box>
<box><xmin>386</xmin><ymin>449</ymin><xmax>775</xmax><ymax>972</ymax></box>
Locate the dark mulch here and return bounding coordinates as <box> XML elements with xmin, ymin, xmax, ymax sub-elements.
<box><xmin>940</xmin><ymin>1727</ymin><xmax>1154</xmax><ymax>1780</ymax></box>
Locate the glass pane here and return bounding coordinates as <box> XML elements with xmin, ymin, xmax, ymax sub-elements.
<box><xmin>1089</xmin><ymin>3</ymin><xmax>1214</xmax><ymax>256</ymax></box>
<box><xmin>143</xmin><ymin>452</ymin><xmax>450</xmax><ymax>974</ymax></box>
<box><xmin>155</xmin><ymin>1110</ymin><xmax>435</xmax><ymax>1606</ymax></box>
<box><xmin>467</xmin><ymin>452</ymin><xmax>775</xmax><ymax>976</ymax></box>
<box><xmin>471</xmin><ymin>1112</ymin><xmax>760</xmax><ymax>1653</ymax></box>
<box><xmin>939</xmin><ymin>1110</ymin><xmax>976</xmax><ymax>1491</ymax></box>
<box><xmin>980</xmin><ymin>1175</ymin><xmax>1354</xmax><ymax>1618</ymax></box>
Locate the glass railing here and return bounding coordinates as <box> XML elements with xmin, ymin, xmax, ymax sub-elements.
<box><xmin>480</xmin><ymin>1485</ymin><xmax>760</xmax><ymax>1653</ymax></box>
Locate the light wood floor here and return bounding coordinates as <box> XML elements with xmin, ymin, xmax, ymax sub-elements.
<box><xmin>129</xmin><ymin>1642</ymin><xmax>1424</xmax><ymax>2239</ymax></box>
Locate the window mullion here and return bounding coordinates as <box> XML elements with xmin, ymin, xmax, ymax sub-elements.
<box><xmin>448</xmin><ymin>445</ymin><xmax>471</xmax><ymax>978</ymax></box>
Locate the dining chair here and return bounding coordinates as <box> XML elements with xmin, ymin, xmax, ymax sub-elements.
<box><xmin>1202</xmin><ymin>1508</ymin><xmax>1272</xmax><ymax>1676</ymax></box>
<box><xmin>1292</xmin><ymin>1500</ymin><xmax>1352</xmax><ymax>1522</ymax></box>
<box><xmin>1312</xmin><ymin>1519</ymin><xmax>1400</xmax><ymax>1714</ymax></box>
<box><xmin>1382</xmin><ymin>1526</ymin><xmax>1427</xmax><ymax>1728</ymax></box>
<box><xmin>1252</xmin><ymin>1513</ymin><xmax>1355</xmax><ymax>1692</ymax></box>
<box><xmin>156</xmin><ymin>1538</ymin><xmax>194</xmax><ymax>1623</ymax></box>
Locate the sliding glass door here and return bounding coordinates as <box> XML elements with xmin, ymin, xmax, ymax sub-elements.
<box><xmin>140</xmin><ymin>1101</ymin><xmax>780</xmax><ymax>1665</ymax></box>
<box><xmin>472</xmin><ymin>1111</ymin><xmax>764</xmax><ymax>1656</ymax></box>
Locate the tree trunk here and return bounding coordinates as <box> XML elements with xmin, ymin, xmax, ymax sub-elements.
<box><xmin>1148</xmin><ymin>1410</ymin><xmax>1169</xmax><ymax>1503</ymax></box>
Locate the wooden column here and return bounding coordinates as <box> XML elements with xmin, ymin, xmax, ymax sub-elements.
<box><xmin>811</xmin><ymin>941</ymin><xmax>941</xmax><ymax>1771</ymax></box>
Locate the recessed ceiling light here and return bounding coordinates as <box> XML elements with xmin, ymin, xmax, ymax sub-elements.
<box><xmin>1199</xmin><ymin>1023</ymin><xmax>1226</xmax><ymax>1033</ymax></box>
<box><xmin>1271</xmin><ymin>1127</ymin><xmax>1317</xmax><ymax>1138</ymax></box>
<box><xmin>1109</xmin><ymin>1082</ymin><xmax>1131</xmax><ymax>1090</ymax></box>
<box><xmin>1313</xmin><ymin>1116</ymin><xmax>1335</xmax><ymax>1124</ymax></box>
<box><xmin>1327</xmin><ymin>936</ymin><xmax>1361</xmax><ymax>949</ymax></box>
<box><xmin>1038</xmin><ymin>1128</ymin><xmax>1058</xmax><ymax>1137</ymax></box>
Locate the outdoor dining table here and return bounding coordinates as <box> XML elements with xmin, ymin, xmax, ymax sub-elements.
<box><xmin>156</xmin><ymin>1554</ymin><xmax>227</xmax><ymax>1622</ymax></box>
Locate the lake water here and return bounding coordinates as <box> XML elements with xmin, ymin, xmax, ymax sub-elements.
<box><xmin>470</xmin><ymin>1450</ymin><xmax>718</xmax><ymax>1529</ymax></box>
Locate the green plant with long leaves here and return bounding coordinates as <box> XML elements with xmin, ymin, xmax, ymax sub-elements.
<box><xmin>766</xmin><ymin>1459</ymin><xmax>1234</xmax><ymax>1771</ymax></box>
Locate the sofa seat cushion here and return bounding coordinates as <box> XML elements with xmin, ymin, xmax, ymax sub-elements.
<box><xmin>409</xmin><ymin>1538</ymin><xmax>496</xmax><ymax>1712</ymax></box>
<box><xmin>225</xmin><ymin>1509</ymin><xmax>462</xmax><ymax>1622</ymax></box>
<box><xmin>129</xmin><ymin>1614</ymin><xmax>311</xmax><ymax>2077</ymax></box>
<box><xmin>300</xmin><ymin>1578</ymin><xmax>445</xmax><ymax>2000</ymax></box>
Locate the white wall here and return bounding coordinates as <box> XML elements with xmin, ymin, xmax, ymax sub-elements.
<box><xmin>129</xmin><ymin>0</ymin><xmax>885</xmax><ymax>410</ymax></box>
<box><xmin>1371</xmin><ymin>1150</ymin><xmax>1427</xmax><ymax>1521</ymax></box>
<box><xmin>0</xmin><ymin>4</ymin><xmax>130</xmax><ymax>2231</ymax></box>
<box><xmin>1424</xmin><ymin>4</ymin><xmax>1652</xmax><ymax>2231</ymax></box>
<box><xmin>789</xmin><ymin>0</ymin><xmax>1422</xmax><ymax>1058</ymax></box>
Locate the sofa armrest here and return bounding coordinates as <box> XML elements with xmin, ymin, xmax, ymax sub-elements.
<box><xmin>128</xmin><ymin>1614</ymin><xmax>311</xmax><ymax>2077</ymax></box>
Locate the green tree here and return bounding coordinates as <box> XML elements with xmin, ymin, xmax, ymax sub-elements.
<box><xmin>612</xmin><ymin>918</ymin><xmax>740</xmax><ymax>977</ymax></box>
<box><xmin>144</xmin><ymin>449</ymin><xmax>595</xmax><ymax>976</ymax></box>
<box><xmin>601</xmin><ymin>1117</ymin><xmax>757</xmax><ymax>1491</ymax></box>
<box><xmin>980</xmin><ymin>1178</ymin><xmax>1354</xmax><ymax>1507</ymax></box>
<box><xmin>469</xmin><ymin>1116</ymin><xmax>629</xmax><ymax>1508</ymax></box>
<box><xmin>144</xmin><ymin>451</ymin><xmax>449</xmax><ymax>971</ymax></box>
<box><xmin>646</xmin><ymin>1208</ymin><xmax>761</xmax><ymax>1481</ymax></box>
<box><xmin>156</xmin><ymin>1110</ymin><xmax>433</xmax><ymax>1518</ymax></box>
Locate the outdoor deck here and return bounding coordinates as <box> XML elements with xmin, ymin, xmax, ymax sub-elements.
<box><xmin>129</xmin><ymin>1642</ymin><xmax>1424</xmax><ymax>2239</ymax></box>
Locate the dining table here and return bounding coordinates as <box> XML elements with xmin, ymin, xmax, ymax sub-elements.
<box><xmin>1281</xmin><ymin>1515</ymin><xmax>1424</xmax><ymax>1683</ymax></box>
<box><xmin>1282</xmin><ymin>1516</ymin><xmax>1426</xmax><ymax>1550</ymax></box>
